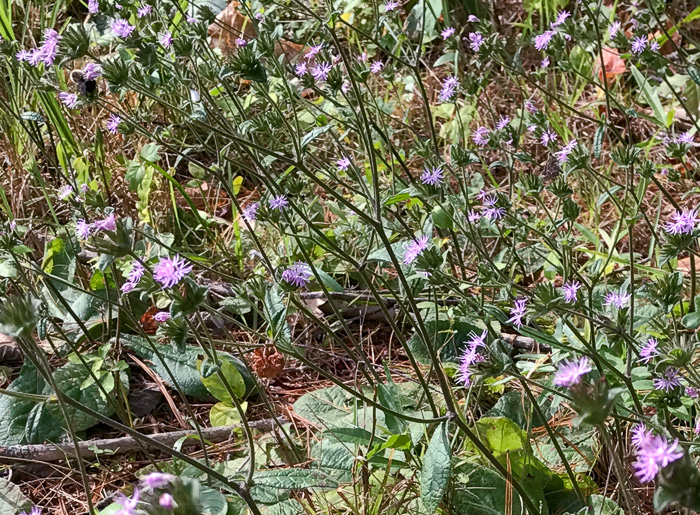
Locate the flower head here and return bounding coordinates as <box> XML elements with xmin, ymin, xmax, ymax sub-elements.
<box><xmin>467</xmin><ymin>15</ymin><xmax>479</xmax><ymax>22</ymax></box>
<box><xmin>106</xmin><ymin>114</ymin><xmax>122</xmax><ymax>135</ymax></box>
<box><xmin>127</xmin><ymin>261</ymin><xmax>145</xmax><ymax>284</ymax></box>
<box><xmin>534</xmin><ymin>30</ymin><xmax>555</xmax><ymax>51</ymax></box>
<box><xmin>112</xmin><ymin>19</ymin><xmax>135</xmax><ymax>38</ymax></box>
<box><xmin>82</xmin><ymin>63</ymin><xmax>102</xmax><ymax>81</ymax></box>
<box><xmin>550</xmin><ymin>10</ymin><xmax>570</xmax><ymax>29</ymax></box>
<box><xmin>506</xmin><ymin>298</ymin><xmax>527</xmax><ymax>328</ymax></box>
<box><xmin>631</xmin><ymin>36</ymin><xmax>647</xmax><ymax>54</ymax></box>
<box><xmin>116</xmin><ymin>488</ymin><xmax>140</xmax><ymax>515</ymax></box>
<box><xmin>88</xmin><ymin>0</ymin><xmax>99</xmax><ymax>13</ymax></box>
<box><xmin>59</xmin><ymin>92</ymin><xmax>79</xmax><ymax>109</ymax></box>
<box><xmin>438</xmin><ymin>76</ymin><xmax>459</xmax><ymax>102</ymax></box>
<box><xmin>311</xmin><ymin>61</ymin><xmax>332</xmax><ymax>82</ymax></box>
<box><xmin>242</xmin><ymin>202</ymin><xmax>259</xmax><ymax>222</ymax></box>
<box><xmin>604</xmin><ymin>290</ymin><xmax>631</xmax><ymax>309</ymax></box>
<box><xmin>541</xmin><ymin>57</ymin><xmax>550</xmax><ymax>68</ymax></box>
<box><xmin>553</xmin><ymin>357</ymin><xmax>592</xmax><ymax>387</ymax></box>
<box><xmin>153</xmin><ymin>255</ymin><xmax>193</xmax><ymax>288</ymax></box>
<box><xmin>384</xmin><ymin>0</ymin><xmax>400</xmax><ymax>11</ymax></box>
<box><xmin>370</xmin><ymin>60</ymin><xmax>384</xmax><ymax>73</ymax></box>
<box><xmin>137</xmin><ymin>4</ymin><xmax>152</xmax><ymax>17</ymax></box>
<box><xmin>483</xmin><ymin>206</ymin><xmax>506</xmax><ymax>221</ymax></box>
<box><xmin>441</xmin><ymin>27</ymin><xmax>455</xmax><ymax>39</ymax></box>
<box><xmin>305</xmin><ymin>44</ymin><xmax>323</xmax><ymax>60</ymax></box>
<box><xmin>154</xmin><ymin>311</ymin><xmax>171</xmax><ymax>323</ymax></box>
<box><xmin>159</xmin><ymin>31</ymin><xmax>173</xmax><ymax>48</ymax></box>
<box><xmin>159</xmin><ymin>493</ymin><xmax>177</xmax><ymax>510</ymax></box>
<box><xmin>496</xmin><ymin>116</ymin><xmax>510</xmax><ymax>131</ymax></box>
<box><xmin>403</xmin><ymin>235</ymin><xmax>430</xmax><ymax>265</ymax></box>
<box><xmin>21</xmin><ymin>507</ymin><xmax>41</xmax><ymax>515</ymax></box>
<box><xmin>420</xmin><ymin>166</ymin><xmax>444</xmax><ymax>186</ymax></box>
<box><xmin>639</xmin><ymin>337</ymin><xmax>659</xmax><ymax>363</ymax></box>
<box><xmin>631</xmin><ymin>424</ymin><xmax>653</xmax><ymax>448</ymax></box>
<box><xmin>472</xmin><ymin>126</ymin><xmax>489</xmax><ymax>146</ymax></box>
<box><xmin>665</xmin><ymin>209</ymin><xmax>698</xmax><ymax>235</ymax></box>
<box><xmin>634</xmin><ymin>435</ymin><xmax>683</xmax><ymax>483</ymax></box>
<box><xmin>269</xmin><ymin>195</ymin><xmax>289</xmax><ymax>211</ymax></box>
<box><xmin>337</xmin><ymin>157</ymin><xmax>351</xmax><ymax>171</ymax></box>
<box><xmin>468</xmin><ymin>32</ymin><xmax>484</xmax><ymax>51</ymax></box>
<box><xmin>609</xmin><ymin>20</ymin><xmax>621</xmax><ymax>39</ymax></box>
<box><xmin>93</xmin><ymin>213</ymin><xmax>117</xmax><ymax>232</ymax></box>
<box><xmin>540</xmin><ymin>129</ymin><xmax>557</xmax><ymax>145</ymax></box>
<box><xmin>653</xmin><ymin>367</ymin><xmax>682</xmax><ymax>392</ymax></box>
<box><xmin>686</xmin><ymin>387</ymin><xmax>698</xmax><ymax>399</ymax></box>
<box><xmin>562</xmin><ymin>280</ymin><xmax>581</xmax><ymax>303</ymax></box>
<box><xmin>142</xmin><ymin>472</ymin><xmax>176</xmax><ymax>490</ymax></box>
<box><xmin>555</xmin><ymin>139</ymin><xmax>577</xmax><ymax>163</ymax></box>
<box><xmin>58</xmin><ymin>185</ymin><xmax>73</xmax><ymax>200</ymax></box>
<box><xmin>236</xmin><ymin>38</ymin><xmax>247</xmax><ymax>47</ymax></box>
<box><xmin>282</xmin><ymin>262</ymin><xmax>312</xmax><ymax>288</ymax></box>
<box><xmin>76</xmin><ymin>219</ymin><xmax>91</xmax><ymax>240</ymax></box>
<box><xmin>294</xmin><ymin>62</ymin><xmax>307</xmax><ymax>77</ymax></box>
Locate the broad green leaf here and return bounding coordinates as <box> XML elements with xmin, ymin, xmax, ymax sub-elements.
<box><xmin>0</xmin><ymin>363</ymin><xmax>47</xmax><ymax>445</ymax></box>
<box><xmin>209</xmin><ymin>401</ymin><xmax>246</xmax><ymax>427</ymax></box>
<box><xmin>199</xmin><ymin>355</ymin><xmax>246</xmax><ymax>402</ymax></box>
<box><xmin>535</xmin><ymin>427</ymin><xmax>598</xmax><ymax>474</ymax></box>
<box><xmin>484</xmin><ymin>391</ymin><xmax>528</xmax><ymax>429</ymax></box>
<box><xmin>0</xmin><ymin>477</ymin><xmax>33</xmax><ymax>514</ymax></box>
<box><xmin>328</xmin><ymin>426</ymin><xmax>376</xmax><ymax>445</ymax></box>
<box><xmin>630</xmin><ymin>64</ymin><xmax>667</xmax><ymax>127</ymax></box>
<box><xmin>682</xmin><ymin>311</ymin><xmax>700</xmax><ymax>329</ymax></box>
<box><xmin>420</xmin><ymin>422</ymin><xmax>451</xmax><ymax>513</ymax></box>
<box><xmin>265</xmin><ymin>283</ymin><xmax>292</xmax><ymax>353</ymax></box>
<box><xmin>300</xmin><ymin>125</ymin><xmax>331</xmax><ymax>150</ymax></box>
<box><xmin>253</xmin><ymin>469</ymin><xmax>338</xmax><ymax>490</ymax></box>
<box><xmin>199</xmin><ymin>485</ymin><xmax>229</xmax><ymax>515</ymax></box>
<box><xmin>475</xmin><ymin>416</ymin><xmax>528</xmax><ymax>456</ymax></box>
<box><xmin>453</xmin><ymin>462</ymin><xmax>523</xmax><ymax>515</ymax></box>
<box><xmin>140</xmin><ymin>143</ymin><xmax>162</xmax><ymax>162</ymax></box>
<box><xmin>315</xmin><ymin>269</ymin><xmax>345</xmax><ymax>293</ymax></box>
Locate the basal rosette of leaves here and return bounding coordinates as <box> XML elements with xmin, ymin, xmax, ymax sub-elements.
<box><xmin>3</xmin><ymin>0</ymin><xmax>700</xmax><ymax>513</ymax></box>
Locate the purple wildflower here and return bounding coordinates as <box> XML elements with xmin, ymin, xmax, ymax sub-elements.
<box><xmin>524</xmin><ymin>100</ymin><xmax>537</xmax><ymax>113</ymax></box>
<box><xmin>467</xmin><ymin>15</ymin><xmax>479</xmax><ymax>23</ymax></box>
<box><xmin>93</xmin><ymin>213</ymin><xmax>117</xmax><ymax>232</ymax></box>
<box><xmin>421</xmin><ymin>166</ymin><xmax>444</xmax><ymax>186</ymax></box>
<box><xmin>116</xmin><ymin>488</ymin><xmax>140</xmax><ymax>514</ymax></box>
<box><xmin>305</xmin><ymin>44</ymin><xmax>323</xmax><ymax>60</ymax></box>
<box><xmin>634</xmin><ymin>435</ymin><xmax>683</xmax><ymax>483</ymax></box>
<box><xmin>88</xmin><ymin>0</ymin><xmax>99</xmax><ymax>13</ymax></box>
<box><xmin>337</xmin><ymin>157</ymin><xmax>351</xmax><ymax>171</ymax></box>
<box><xmin>441</xmin><ymin>27</ymin><xmax>455</xmax><ymax>39</ymax></box>
<box><xmin>384</xmin><ymin>0</ymin><xmax>400</xmax><ymax>12</ymax></box>
<box><xmin>159</xmin><ymin>31</ymin><xmax>173</xmax><ymax>47</ymax></box>
<box><xmin>562</xmin><ymin>280</ymin><xmax>581</xmax><ymax>303</ymax></box>
<box><xmin>403</xmin><ymin>235</ymin><xmax>430</xmax><ymax>265</ymax></box>
<box><xmin>631</xmin><ymin>424</ymin><xmax>653</xmax><ymax>448</ymax></box>
<box><xmin>153</xmin><ymin>255</ymin><xmax>193</xmax><ymax>288</ymax></box>
<box><xmin>653</xmin><ymin>368</ymin><xmax>682</xmax><ymax>392</ymax></box>
<box><xmin>603</xmin><ymin>290</ymin><xmax>631</xmax><ymax>309</ymax></box>
<box><xmin>137</xmin><ymin>4</ymin><xmax>152</xmax><ymax>17</ymax></box>
<box><xmin>484</xmin><ymin>206</ymin><xmax>506</xmax><ymax>221</ymax></box>
<box><xmin>695</xmin><ymin>418</ymin><xmax>700</xmax><ymax>435</ymax></box>
<box><xmin>555</xmin><ymin>139</ymin><xmax>577</xmax><ymax>163</ymax></box>
<box><xmin>82</xmin><ymin>63</ymin><xmax>102</xmax><ymax>80</ymax></box>
<box><xmin>639</xmin><ymin>337</ymin><xmax>659</xmax><ymax>363</ymax></box>
<box><xmin>457</xmin><ymin>330</ymin><xmax>487</xmax><ymax>385</ymax></box>
<box><xmin>112</xmin><ymin>19</ymin><xmax>135</xmax><ymax>38</ymax></box>
<box><xmin>186</xmin><ymin>15</ymin><xmax>196</xmax><ymax>23</ymax></box>
<box><xmin>282</xmin><ymin>262</ymin><xmax>312</xmax><ymax>288</ymax></box>
<box><xmin>472</xmin><ymin>126</ymin><xmax>489</xmax><ymax>146</ymax></box>
<box><xmin>159</xmin><ymin>493</ymin><xmax>177</xmax><ymax>510</ymax></box>
<box><xmin>269</xmin><ymin>195</ymin><xmax>289</xmax><ymax>211</ymax></box>
<box><xmin>15</xmin><ymin>50</ymin><xmax>32</xmax><ymax>61</ymax></box>
<box><xmin>142</xmin><ymin>472</ymin><xmax>176</xmax><ymax>490</ymax></box>
<box><xmin>58</xmin><ymin>185</ymin><xmax>73</xmax><ymax>200</ymax></box>
<box><xmin>553</xmin><ymin>357</ymin><xmax>592</xmax><ymax>387</ymax></box>
<box><xmin>341</xmin><ymin>82</ymin><xmax>350</xmax><ymax>93</ymax></box>
<box><xmin>154</xmin><ymin>312</ymin><xmax>170</xmax><ymax>323</ymax></box>
<box><xmin>650</xmin><ymin>40</ymin><xmax>660</xmax><ymax>52</ymax></box>
<box><xmin>295</xmin><ymin>62</ymin><xmax>307</xmax><ymax>77</ymax></box>
<box><xmin>550</xmin><ymin>10</ymin><xmax>570</xmax><ymax>29</ymax></box>
<box><xmin>438</xmin><ymin>76</ymin><xmax>459</xmax><ymax>102</ymax></box>
<box><xmin>236</xmin><ymin>38</ymin><xmax>247</xmax><ymax>47</ymax></box>
<box><xmin>33</xmin><ymin>29</ymin><xmax>61</xmax><ymax>66</ymax></box>
<box><xmin>540</xmin><ymin>129</ymin><xmax>557</xmax><ymax>145</ymax></box>
<box><xmin>481</xmin><ymin>193</ymin><xmax>497</xmax><ymax>207</ymax></box>
<box><xmin>106</xmin><ymin>114</ymin><xmax>122</xmax><ymax>135</ymax></box>
<box><xmin>242</xmin><ymin>202</ymin><xmax>259</xmax><ymax>222</ymax></box>
<box><xmin>496</xmin><ymin>116</ymin><xmax>510</xmax><ymax>131</ymax></box>
<box><xmin>609</xmin><ymin>21</ymin><xmax>621</xmax><ymax>39</ymax></box>
<box><xmin>686</xmin><ymin>387</ymin><xmax>698</xmax><ymax>399</ymax></box>
<box><xmin>76</xmin><ymin>219</ymin><xmax>91</xmax><ymax>240</ymax></box>
<box><xmin>311</xmin><ymin>61</ymin><xmax>332</xmax><ymax>82</ymax></box>
<box><xmin>21</xmin><ymin>508</ymin><xmax>41</xmax><ymax>515</ymax></box>
<box><xmin>127</xmin><ymin>261</ymin><xmax>145</xmax><ymax>284</ymax></box>
<box><xmin>506</xmin><ymin>298</ymin><xmax>527</xmax><ymax>328</ymax></box>
<box><xmin>631</xmin><ymin>36</ymin><xmax>646</xmax><ymax>54</ymax></box>
<box><xmin>121</xmin><ymin>281</ymin><xmax>136</xmax><ymax>293</ymax></box>
<box><xmin>59</xmin><ymin>92</ymin><xmax>79</xmax><ymax>109</ymax></box>
<box><xmin>677</xmin><ymin>131</ymin><xmax>695</xmax><ymax>144</ymax></box>
<box><xmin>468</xmin><ymin>32</ymin><xmax>484</xmax><ymax>51</ymax></box>
<box><xmin>534</xmin><ymin>30</ymin><xmax>555</xmax><ymax>51</ymax></box>
<box><xmin>370</xmin><ymin>60</ymin><xmax>384</xmax><ymax>73</ymax></box>
<box><xmin>467</xmin><ymin>210</ymin><xmax>481</xmax><ymax>223</ymax></box>
<box><xmin>541</xmin><ymin>57</ymin><xmax>550</xmax><ymax>68</ymax></box>
<box><xmin>665</xmin><ymin>209</ymin><xmax>698</xmax><ymax>235</ymax></box>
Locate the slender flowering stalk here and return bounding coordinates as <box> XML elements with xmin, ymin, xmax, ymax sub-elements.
<box><xmin>553</xmin><ymin>357</ymin><xmax>592</xmax><ymax>387</ymax></box>
<box><xmin>282</xmin><ymin>262</ymin><xmax>312</xmax><ymax>288</ymax></box>
<box><xmin>153</xmin><ymin>255</ymin><xmax>193</xmax><ymax>288</ymax></box>
<box><xmin>403</xmin><ymin>235</ymin><xmax>430</xmax><ymax>265</ymax></box>
<box><xmin>506</xmin><ymin>298</ymin><xmax>527</xmax><ymax>328</ymax></box>
<box><xmin>457</xmin><ymin>330</ymin><xmax>487</xmax><ymax>386</ymax></box>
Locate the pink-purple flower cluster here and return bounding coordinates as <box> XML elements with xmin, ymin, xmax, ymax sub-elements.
<box><xmin>282</xmin><ymin>262</ymin><xmax>312</xmax><ymax>288</ymax></box>
<box><xmin>506</xmin><ymin>298</ymin><xmax>527</xmax><ymax>328</ymax></box>
<box><xmin>457</xmin><ymin>330</ymin><xmax>487</xmax><ymax>386</ymax></box>
<box><xmin>603</xmin><ymin>290</ymin><xmax>631</xmax><ymax>309</ymax></box>
<box><xmin>438</xmin><ymin>76</ymin><xmax>459</xmax><ymax>102</ymax></box>
<box><xmin>664</xmin><ymin>209</ymin><xmax>698</xmax><ymax>235</ymax></box>
<box><xmin>553</xmin><ymin>356</ymin><xmax>591</xmax><ymax>387</ymax></box>
<box><xmin>562</xmin><ymin>280</ymin><xmax>581</xmax><ymax>303</ymax></box>
<box><xmin>632</xmin><ymin>426</ymin><xmax>683</xmax><ymax>483</ymax></box>
<box><xmin>420</xmin><ymin>166</ymin><xmax>444</xmax><ymax>186</ymax></box>
<box><xmin>16</xmin><ymin>29</ymin><xmax>60</xmax><ymax>67</ymax></box>
<box><xmin>403</xmin><ymin>235</ymin><xmax>430</xmax><ymax>265</ymax></box>
<box><xmin>153</xmin><ymin>255</ymin><xmax>193</xmax><ymax>288</ymax></box>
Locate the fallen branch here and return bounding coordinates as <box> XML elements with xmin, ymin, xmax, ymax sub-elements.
<box><xmin>0</xmin><ymin>418</ymin><xmax>280</xmax><ymax>463</ymax></box>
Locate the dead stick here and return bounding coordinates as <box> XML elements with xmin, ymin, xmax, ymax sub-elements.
<box><xmin>0</xmin><ymin>418</ymin><xmax>281</xmax><ymax>463</ymax></box>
